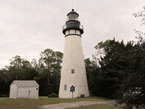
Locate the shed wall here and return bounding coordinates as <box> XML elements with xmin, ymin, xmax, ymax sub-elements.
<box><xmin>17</xmin><ymin>87</ymin><xmax>39</xmax><ymax>99</ymax></box>
<box><xmin>9</xmin><ymin>84</ymin><xmax>17</xmax><ymax>99</ymax></box>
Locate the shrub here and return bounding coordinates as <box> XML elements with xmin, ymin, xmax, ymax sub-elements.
<box><xmin>48</xmin><ymin>93</ymin><xmax>58</xmax><ymax>97</ymax></box>
<box><xmin>80</xmin><ymin>94</ymin><xmax>85</xmax><ymax>98</ymax></box>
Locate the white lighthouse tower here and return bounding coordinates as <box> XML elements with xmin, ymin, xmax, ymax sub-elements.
<box><xmin>59</xmin><ymin>9</ymin><xmax>89</xmax><ymax>98</ymax></box>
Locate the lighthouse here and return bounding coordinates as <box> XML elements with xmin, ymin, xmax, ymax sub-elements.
<box><xmin>59</xmin><ymin>9</ymin><xmax>89</xmax><ymax>98</ymax></box>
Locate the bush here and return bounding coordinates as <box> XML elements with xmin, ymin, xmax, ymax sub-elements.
<box><xmin>48</xmin><ymin>93</ymin><xmax>58</xmax><ymax>97</ymax></box>
<box><xmin>0</xmin><ymin>93</ymin><xmax>8</xmax><ymax>97</ymax></box>
<box><xmin>78</xmin><ymin>94</ymin><xmax>85</xmax><ymax>98</ymax></box>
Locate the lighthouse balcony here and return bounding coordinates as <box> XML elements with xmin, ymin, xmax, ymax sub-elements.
<box><xmin>62</xmin><ymin>23</ymin><xmax>84</xmax><ymax>35</ymax></box>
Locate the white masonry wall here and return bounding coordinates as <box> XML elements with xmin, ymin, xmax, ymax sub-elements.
<box><xmin>59</xmin><ymin>29</ymin><xmax>89</xmax><ymax>98</ymax></box>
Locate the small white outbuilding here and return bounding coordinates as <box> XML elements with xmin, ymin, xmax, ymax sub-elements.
<box><xmin>9</xmin><ymin>80</ymin><xmax>39</xmax><ymax>99</ymax></box>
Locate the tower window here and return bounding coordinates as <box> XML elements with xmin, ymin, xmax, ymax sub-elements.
<box><xmin>64</xmin><ymin>84</ymin><xmax>67</xmax><ymax>90</ymax></box>
<box><xmin>71</xmin><ymin>69</ymin><xmax>75</xmax><ymax>73</ymax></box>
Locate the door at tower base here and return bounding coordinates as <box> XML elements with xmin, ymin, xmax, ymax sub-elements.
<box><xmin>59</xmin><ymin>9</ymin><xmax>89</xmax><ymax>98</ymax></box>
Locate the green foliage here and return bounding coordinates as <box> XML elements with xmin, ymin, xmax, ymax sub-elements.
<box><xmin>37</xmin><ymin>49</ymin><xmax>63</xmax><ymax>96</ymax></box>
<box><xmin>94</xmin><ymin>39</ymin><xmax>145</xmax><ymax>108</ymax></box>
<box><xmin>93</xmin><ymin>39</ymin><xmax>127</xmax><ymax>98</ymax></box>
<box><xmin>48</xmin><ymin>93</ymin><xmax>58</xmax><ymax>97</ymax></box>
<box><xmin>85</xmin><ymin>58</ymin><xmax>100</xmax><ymax>96</ymax></box>
<box><xmin>79</xmin><ymin>94</ymin><xmax>85</xmax><ymax>98</ymax></box>
<box><xmin>133</xmin><ymin>6</ymin><xmax>145</xmax><ymax>25</ymax></box>
<box><xmin>10</xmin><ymin>55</ymin><xmax>32</xmax><ymax>68</ymax></box>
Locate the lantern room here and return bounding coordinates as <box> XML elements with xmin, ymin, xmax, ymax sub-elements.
<box><xmin>63</xmin><ymin>9</ymin><xmax>84</xmax><ymax>35</ymax></box>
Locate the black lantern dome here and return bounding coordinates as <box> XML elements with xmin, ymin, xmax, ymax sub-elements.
<box><xmin>63</xmin><ymin>9</ymin><xmax>84</xmax><ymax>35</ymax></box>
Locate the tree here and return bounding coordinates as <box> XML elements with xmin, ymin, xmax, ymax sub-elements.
<box><xmin>117</xmin><ymin>6</ymin><xmax>145</xmax><ymax>108</ymax></box>
<box><xmin>95</xmin><ymin>38</ymin><xmax>145</xmax><ymax>108</ymax></box>
<box><xmin>9</xmin><ymin>55</ymin><xmax>31</xmax><ymax>68</ymax></box>
<box><xmin>133</xmin><ymin>6</ymin><xmax>145</xmax><ymax>26</ymax></box>
<box><xmin>133</xmin><ymin>6</ymin><xmax>145</xmax><ymax>46</ymax></box>
<box><xmin>85</xmin><ymin>58</ymin><xmax>100</xmax><ymax>96</ymax></box>
<box><xmin>119</xmin><ymin>43</ymin><xmax>145</xmax><ymax>108</ymax></box>
<box><xmin>9</xmin><ymin>55</ymin><xmax>23</xmax><ymax>68</ymax></box>
<box><xmin>31</xmin><ymin>58</ymin><xmax>39</xmax><ymax>71</ymax></box>
<box><xmin>0</xmin><ymin>68</ymin><xmax>9</xmax><ymax>97</ymax></box>
<box><xmin>39</xmin><ymin>49</ymin><xmax>55</xmax><ymax>69</ymax></box>
<box><xmin>94</xmin><ymin>39</ymin><xmax>129</xmax><ymax>98</ymax></box>
<box><xmin>37</xmin><ymin>48</ymin><xmax>63</xmax><ymax>96</ymax></box>
<box><xmin>8</xmin><ymin>55</ymin><xmax>38</xmax><ymax>80</ymax></box>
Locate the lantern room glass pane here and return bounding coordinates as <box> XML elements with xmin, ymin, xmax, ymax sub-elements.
<box><xmin>68</xmin><ymin>13</ymin><xmax>78</xmax><ymax>21</ymax></box>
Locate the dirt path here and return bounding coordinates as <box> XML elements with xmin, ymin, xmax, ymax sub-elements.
<box><xmin>39</xmin><ymin>101</ymin><xmax>116</xmax><ymax>109</ymax></box>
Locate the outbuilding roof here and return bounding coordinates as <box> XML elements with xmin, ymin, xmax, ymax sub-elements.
<box><xmin>11</xmin><ymin>80</ymin><xmax>39</xmax><ymax>87</ymax></box>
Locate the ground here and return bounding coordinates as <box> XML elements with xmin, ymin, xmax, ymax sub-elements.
<box><xmin>40</xmin><ymin>100</ymin><xmax>117</xmax><ymax>109</ymax></box>
<box><xmin>0</xmin><ymin>97</ymin><xmax>120</xmax><ymax>109</ymax></box>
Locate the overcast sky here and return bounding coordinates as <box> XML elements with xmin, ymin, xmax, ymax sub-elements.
<box><xmin>0</xmin><ymin>0</ymin><xmax>145</xmax><ymax>69</ymax></box>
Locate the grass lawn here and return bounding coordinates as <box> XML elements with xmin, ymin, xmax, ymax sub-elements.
<box><xmin>0</xmin><ymin>97</ymin><xmax>119</xmax><ymax>109</ymax></box>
